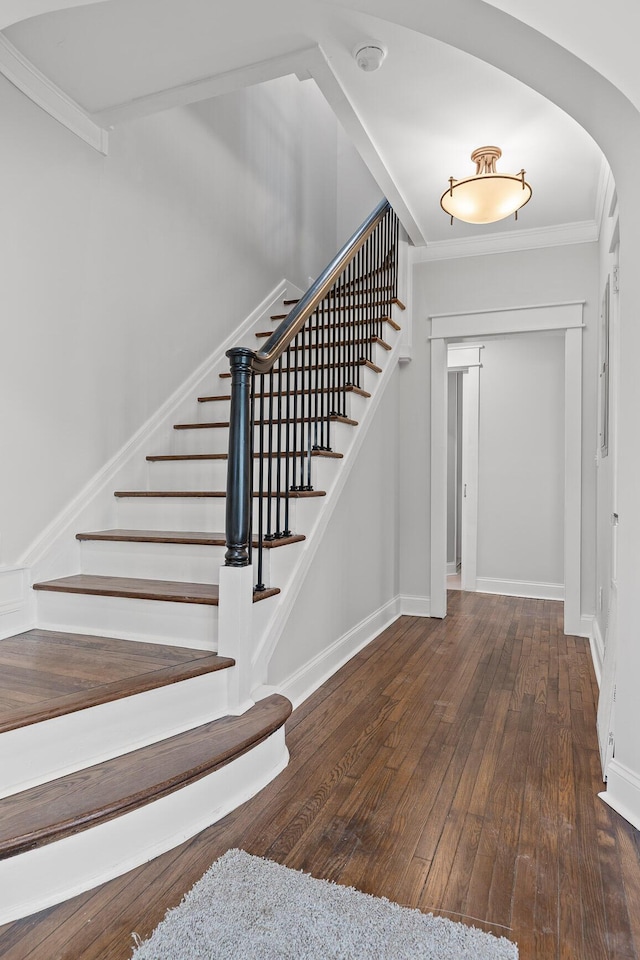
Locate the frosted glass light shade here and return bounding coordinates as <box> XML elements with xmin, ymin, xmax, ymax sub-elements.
<box><xmin>440</xmin><ymin>146</ymin><xmax>532</xmax><ymax>224</ymax></box>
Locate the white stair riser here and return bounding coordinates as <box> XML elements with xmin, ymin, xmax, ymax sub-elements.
<box><xmin>0</xmin><ymin>670</ymin><xmax>230</xmax><ymax>798</ymax></box>
<box><xmin>0</xmin><ymin>730</ymin><xmax>288</xmax><ymax>925</ymax></box>
<box><xmin>79</xmin><ymin>539</ymin><xmax>272</xmax><ymax>584</ymax></box>
<box><xmin>36</xmin><ymin>590</ymin><xmax>218</xmax><ymax>648</ymax></box>
<box><xmin>115</xmin><ymin>493</ymin><xmax>321</xmax><ymax>533</ymax></box>
<box><xmin>196</xmin><ymin>388</ymin><xmax>363</xmax><ymax>424</ymax></box>
<box><xmin>255</xmin><ymin>323</ymin><xmax>396</xmax><ymax>350</ymax></box>
<box><xmin>145</xmin><ymin>453</ymin><xmax>340</xmax><ymax>492</ymax></box>
<box><xmin>171</xmin><ymin>426</ymin><xmax>230</xmax><ymax>454</ymax></box>
<box><xmin>170</xmin><ymin>419</ymin><xmax>357</xmax><ymax>456</ymax></box>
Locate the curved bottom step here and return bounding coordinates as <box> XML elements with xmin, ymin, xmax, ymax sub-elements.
<box><xmin>0</xmin><ymin>694</ymin><xmax>292</xmax><ymax>924</ymax></box>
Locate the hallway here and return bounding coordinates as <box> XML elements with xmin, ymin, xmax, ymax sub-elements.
<box><xmin>1</xmin><ymin>592</ymin><xmax>637</xmax><ymax>959</ymax></box>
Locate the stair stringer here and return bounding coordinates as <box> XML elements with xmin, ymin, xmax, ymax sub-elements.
<box><xmin>230</xmin><ymin>306</ymin><xmax>405</xmax><ymax>698</ymax></box>
<box><xmin>12</xmin><ymin>279</ymin><xmax>303</xmax><ymax>636</ymax></box>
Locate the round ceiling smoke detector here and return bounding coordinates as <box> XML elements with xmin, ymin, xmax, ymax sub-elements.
<box><xmin>353</xmin><ymin>43</ymin><xmax>386</xmax><ymax>72</ymax></box>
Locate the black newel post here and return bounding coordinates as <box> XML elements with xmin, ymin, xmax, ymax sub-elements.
<box><xmin>225</xmin><ymin>347</ymin><xmax>256</xmax><ymax>567</ymax></box>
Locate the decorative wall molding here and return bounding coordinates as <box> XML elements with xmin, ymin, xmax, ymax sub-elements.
<box><xmin>430</xmin><ymin>300</ymin><xmax>584</xmax><ymax>340</ymax></box>
<box><xmin>22</xmin><ymin>280</ymin><xmax>301</xmax><ymax>579</ymax></box>
<box><xmin>278</xmin><ymin>597</ymin><xmax>401</xmax><ymax>709</ymax></box>
<box><xmin>412</xmin><ymin>220</ymin><xmax>598</xmax><ymax>263</ymax></box>
<box><xmin>600</xmin><ymin>759</ymin><xmax>640</xmax><ymax>833</ymax></box>
<box><xmin>0</xmin><ymin>34</ymin><xmax>108</xmax><ymax>154</ymax></box>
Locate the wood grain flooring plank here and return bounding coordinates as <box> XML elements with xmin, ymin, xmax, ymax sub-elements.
<box><xmin>1</xmin><ymin>594</ymin><xmax>639</xmax><ymax>960</ymax></box>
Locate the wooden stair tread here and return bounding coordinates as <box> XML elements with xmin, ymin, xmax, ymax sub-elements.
<box><xmin>112</xmin><ymin>490</ymin><xmax>326</xmax><ymax>499</ymax></box>
<box><xmin>76</xmin><ymin>529</ymin><xmax>306</xmax><ymax>548</ymax></box>
<box><xmin>174</xmin><ymin>414</ymin><xmax>358</xmax><ymax>429</ymax></box>
<box><xmin>146</xmin><ymin>451</ymin><xmax>342</xmax><ymax>461</ymax></box>
<box><xmin>218</xmin><ymin>359</ymin><xmax>382</xmax><ymax>379</ymax></box>
<box><xmin>196</xmin><ymin>384</ymin><xmax>371</xmax><ymax>402</ymax></box>
<box><xmin>269</xmin><ymin>296</ymin><xmax>404</xmax><ymax>319</ymax></box>
<box><xmin>256</xmin><ymin>315</ymin><xmax>400</xmax><ymax>338</ymax></box>
<box><xmin>0</xmin><ymin>694</ymin><xmax>292</xmax><ymax>859</ymax></box>
<box><xmin>260</xmin><ymin>335</ymin><xmax>391</xmax><ymax>352</ymax></box>
<box><xmin>33</xmin><ymin>575</ymin><xmax>280</xmax><ymax>605</ymax></box>
<box><xmin>0</xmin><ymin>629</ymin><xmax>233</xmax><ymax>735</ymax></box>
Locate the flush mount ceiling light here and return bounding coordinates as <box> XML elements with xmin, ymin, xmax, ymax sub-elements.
<box><xmin>440</xmin><ymin>146</ymin><xmax>532</xmax><ymax>225</ymax></box>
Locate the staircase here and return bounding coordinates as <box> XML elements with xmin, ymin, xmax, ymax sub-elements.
<box><xmin>0</xmin><ymin>200</ymin><xmax>403</xmax><ymax>923</ymax></box>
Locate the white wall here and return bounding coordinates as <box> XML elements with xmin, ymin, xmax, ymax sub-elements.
<box><xmin>336</xmin><ymin>124</ymin><xmax>384</xmax><ymax>248</ymax></box>
<box><xmin>400</xmin><ymin>242</ymin><xmax>599</xmax><ymax>611</ymax></box>
<box><xmin>446</xmin><ymin>372</ymin><xmax>458</xmax><ymax>567</ymax></box>
<box><xmin>594</xmin><ymin>180</ymin><xmax>619</xmax><ymax>650</ymax></box>
<box><xmin>476</xmin><ymin>333</ymin><xmax>565</xmax><ymax>588</ymax></box>
<box><xmin>0</xmin><ymin>73</ymin><xmax>344</xmax><ymax>566</ymax></box>
<box><xmin>267</xmin><ymin>368</ymin><xmax>400</xmax><ymax>693</ymax></box>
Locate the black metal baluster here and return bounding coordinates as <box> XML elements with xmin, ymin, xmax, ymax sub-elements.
<box><xmin>300</xmin><ymin>323</ymin><xmax>307</xmax><ymax>488</ymax></box>
<box><xmin>304</xmin><ymin>318</ymin><xmax>313</xmax><ymax>489</ymax></box>
<box><xmin>393</xmin><ymin>211</ymin><xmax>399</xmax><ymax>301</ymax></box>
<box><xmin>265</xmin><ymin>368</ymin><xmax>274</xmax><ymax>541</ymax></box>
<box><xmin>275</xmin><ymin>354</ymin><xmax>283</xmax><ymax>536</ymax></box>
<box><xmin>283</xmin><ymin>346</ymin><xmax>291</xmax><ymax>535</ymax></box>
<box><xmin>255</xmin><ymin>372</ymin><xmax>265</xmax><ymax>590</ymax></box>
<box><xmin>340</xmin><ymin>264</ymin><xmax>348</xmax><ymax>416</ymax></box>
<box><xmin>313</xmin><ymin>306</ymin><xmax>320</xmax><ymax>450</ymax></box>
<box><xmin>291</xmin><ymin>331</ymin><xmax>300</xmax><ymax>490</ymax></box>
<box><xmin>328</xmin><ymin>279</ymin><xmax>336</xmax><ymax>450</ymax></box>
<box><xmin>319</xmin><ymin>303</ymin><xmax>325</xmax><ymax>448</ymax></box>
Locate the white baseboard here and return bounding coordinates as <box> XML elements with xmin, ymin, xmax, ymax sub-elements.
<box><xmin>588</xmin><ymin>617</ymin><xmax>603</xmax><ymax>687</ymax></box>
<box><xmin>400</xmin><ymin>595</ymin><xmax>432</xmax><ymax>617</ymax></box>
<box><xmin>446</xmin><ymin>562</ymin><xmax>460</xmax><ymax>576</ymax></box>
<box><xmin>475</xmin><ymin>577</ymin><xmax>564</xmax><ymax>601</ymax></box>
<box><xmin>599</xmin><ymin>759</ymin><xmax>640</xmax><ymax>832</ymax></box>
<box><xmin>21</xmin><ymin>280</ymin><xmax>302</xmax><ymax>584</ymax></box>
<box><xmin>279</xmin><ymin>597</ymin><xmax>401</xmax><ymax>709</ymax></box>
<box><xmin>0</xmin><ymin>567</ymin><xmax>34</xmax><ymax>640</ymax></box>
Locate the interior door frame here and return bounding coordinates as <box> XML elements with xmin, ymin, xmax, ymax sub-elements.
<box><xmin>447</xmin><ymin>344</ymin><xmax>483</xmax><ymax>591</ymax></box>
<box><xmin>430</xmin><ymin>301</ymin><xmax>585</xmax><ymax>635</ymax></box>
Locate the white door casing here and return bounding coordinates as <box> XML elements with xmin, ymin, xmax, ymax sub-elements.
<box><xmin>430</xmin><ymin>301</ymin><xmax>584</xmax><ymax>634</ymax></box>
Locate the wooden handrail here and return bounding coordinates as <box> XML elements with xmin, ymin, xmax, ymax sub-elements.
<box><xmin>225</xmin><ymin>199</ymin><xmax>397</xmax><ymax>569</ymax></box>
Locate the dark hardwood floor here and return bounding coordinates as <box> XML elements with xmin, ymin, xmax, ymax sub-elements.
<box><xmin>1</xmin><ymin>591</ymin><xmax>639</xmax><ymax>959</ymax></box>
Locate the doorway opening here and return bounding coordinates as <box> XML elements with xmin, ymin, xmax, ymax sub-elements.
<box><xmin>430</xmin><ymin>301</ymin><xmax>584</xmax><ymax>635</ymax></box>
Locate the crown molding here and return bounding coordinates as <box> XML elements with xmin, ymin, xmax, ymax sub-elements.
<box><xmin>0</xmin><ymin>33</ymin><xmax>108</xmax><ymax>153</ymax></box>
<box><xmin>412</xmin><ymin>219</ymin><xmax>599</xmax><ymax>263</ymax></box>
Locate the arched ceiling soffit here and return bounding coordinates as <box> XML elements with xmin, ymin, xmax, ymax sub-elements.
<box><xmin>0</xmin><ymin>0</ymin><xmax>108</xmax><ymax>30</ymax></box>
<box><xmin>325</xmin><ymin>0</ymin><xmax>640</xmax><ymax>197</ymax></box>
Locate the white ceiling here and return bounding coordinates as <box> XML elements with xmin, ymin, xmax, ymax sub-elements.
<box><xmin>2</xmin><ymin>0</ymin><xmax>607</xmax><ymax>246</ymax></box>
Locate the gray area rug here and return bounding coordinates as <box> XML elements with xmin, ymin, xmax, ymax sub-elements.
<box><xmin>131</xmin><ymin>848</ymin><xmax>518</xmax><ymax>959</ymax></box>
